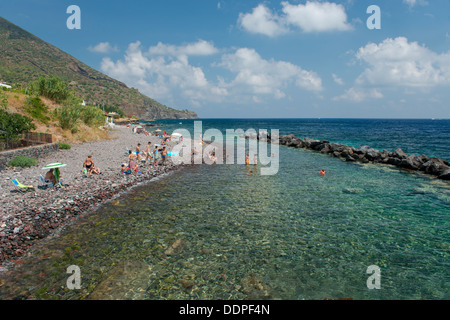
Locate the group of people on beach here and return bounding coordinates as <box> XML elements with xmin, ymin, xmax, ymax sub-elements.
<box><xmin>121</xmin><ymin>140</ymin><xmax>170</xmax><ymax>175</ymax></box>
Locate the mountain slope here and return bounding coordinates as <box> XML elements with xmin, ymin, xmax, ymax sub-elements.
<box><xmin>0</xmin><ymin>17</ymin><xmax>198</xmax><ymax>120</ymax></box>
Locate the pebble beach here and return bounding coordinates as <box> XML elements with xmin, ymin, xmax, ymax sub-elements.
<box><xmin>0</xmin><ymin>125</ymin><xmax>185</xmax><ymax>267</ymax></box>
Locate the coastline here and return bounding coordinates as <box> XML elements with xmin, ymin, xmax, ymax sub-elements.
<box><xmin>0</xmin><ymin>126</ymin><xmax>187</xmax><ymax>268</ymax></box>
<box><xmin>251</xmin><ymin>133</ymin><xmax>450</xmax><ymax>181</ymax></box>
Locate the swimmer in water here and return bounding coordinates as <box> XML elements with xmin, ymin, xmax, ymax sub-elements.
<box><xmin>320</xmin><ymin>170</ymin><xmax>325</xmax><ymax>176</ymax></box>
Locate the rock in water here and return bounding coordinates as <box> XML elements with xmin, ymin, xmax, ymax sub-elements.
<box><xmin>164</xmin><ymin>239</ymin><xmax>185</xmax><ymax>256</ymax></box>
<box><xmin>241</xmin><ymin>273</ymin><xmax>272</xmax><ymax>299</ymax></box>
<box><xmin>88</xmin><ymin>261</ymin><xmax>153</xmax><ymax>300</ymax></box>
<box><xmin>439</xmin><ymin>169</ymin><xmax>450</xmax><ymax>180</ymax></box>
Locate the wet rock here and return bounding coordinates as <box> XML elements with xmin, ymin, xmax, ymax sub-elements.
<box><xmin>400</xmin><ymin>155</ymin><xmax>422</xmax><ymax>170</ymax></box>
<box><xmin>438</xmin><ymin>168</ymin><xmax>450</xmax><ymax>180</ymax></box>
<box><xmin>164</xmin><ymin>239</ymin><xmax>186</xmax><ymax>256</ymax></box>
<box><xmin>179</xmin><ymin>279</ymin><xmax>195</xmax><ymax>289</ymax></box>
<box><xmin>88</xmin><ymin>261</ymin><xmax>152</xmax><ymax>300</ymax></box>
<box><xmin>241</xmin><ymin>273</ymin><xmax>272</xmax><ymax>299</ymax></box>
<box><xmin>393</xmin><ymin>148</ymin><xmax>409</xmax><ymax>160</ymax></box>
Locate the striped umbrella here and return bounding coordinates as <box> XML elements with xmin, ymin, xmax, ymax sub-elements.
<box><xmin>42</xmin><ymin>163</ymin><xmax>67</xmax><ymax>183</ymax></box>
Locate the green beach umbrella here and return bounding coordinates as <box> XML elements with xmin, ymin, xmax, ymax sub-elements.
<box><xmin>42</xmin><ymin>163</ymin><xmax>67</xmax><ymax>183</ymax></box>
<box><xmin>42</xmin><ymin>163</ymin><xmax>67</xmax><ymax>170</ymax></box>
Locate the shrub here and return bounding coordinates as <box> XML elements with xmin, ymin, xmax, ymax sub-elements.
<box><xmin>0</xmin><ymin>109</ymin><xmax>36</xmax><ymax>138</ymax></box>
<box><xmin>55</xmin><ymin>106</ymin><xmax>80</xmax><ymax>132</ymax></box>
<box><xmin>80</xmin><ymin>105</ymin><xmax>105</xmax><ymax>127</ymax></box>
<box><xmin>24</xmin><ymin>96</ymin><xmax>50</xmax><ymax>124</ymax></box>
<box><xmin>0</xmin><ymin>91</ymin><xmax>8</xmax><ymax>109</ymax></box>
<box><xmin>58</xmin><ymin>142</ymin><xmax>71</xmax><ymax>149</ymax></box>
<box><xmin>8</xmin><ymin>155</ymin><xmax>38</xmax><ymax>168</ymax></box>
<box><xmin>28</xmin><ymin>76</ymin><xmax>72</xmax><ymax>103</ymax></box>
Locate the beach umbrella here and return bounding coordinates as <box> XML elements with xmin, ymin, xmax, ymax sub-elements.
<box><xmin>155</xmin><ymin>129</ymin><xmax>161</xmax><ymax>132</ymax></box>
<box><xmin>42</xmin><ymin>163</ymin><xmax>67</xmax><ymax>170</ymax></box>
<box><xmin>42</xmin><ymin>163</ymin><xmax>67</xmax><ymax>183</ymax></box>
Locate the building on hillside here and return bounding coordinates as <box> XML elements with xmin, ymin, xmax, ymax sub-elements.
<box><xmin>0</xmin><ymin>82</ymin><xmax>12</xmax><ymax>89</ymax></box>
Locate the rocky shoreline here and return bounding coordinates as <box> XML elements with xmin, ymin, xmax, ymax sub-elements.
<box><xmin>247</xmin><ymin>131</ymin><xmax>450</xmax><ymax>180</ymax></box>
<box><xmin>0</xmin><ymin>126</ymin><xmax>190</xmax><ymax>268</ymax></box>
<box><xmin>275</xmin><ymin>133</ymin><xmax>450</xmax><ymax>180</ymax></box>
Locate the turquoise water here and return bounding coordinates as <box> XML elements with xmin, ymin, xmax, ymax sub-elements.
<box><xmin>0</xmin><ymin>119</ymin><xmax>449</xmax><ymax>300</ymax></box>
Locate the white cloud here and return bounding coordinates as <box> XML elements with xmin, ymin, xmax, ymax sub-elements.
<box><xmin>238</xmin><ymin>4</ymin><xmax>288</xmax><ymax>37</ymax></box>
<box><xmin>101</xmin><ymin>41</ymin><xmax>227</xmax><ymax>107</ymax></box>
<box><xmin>332</xmin><ymin>73</ymin><xmax>345</xmax><ymax>85</ymax></box>
<box><xmin>403</xmin><ymin>0</ymin><xmax>428</xmax><ymax>7</ymax></box>
<box><xmin>334</xmin><ymin>37</ymin><xmax>450</xmax><ymax>102</ymax></box>
<box><xmin>101</xmin><ymin>40</ymin><xmax>323</xmax><ymax>109</ymax></box>
<box><xmin>148</xmin><ymin>40</ymin><xmax>219</xmax><ymax>57</ymax></box>
<box><xmin>238</xmin><ymin>1</ymin><xmax>352</xmax><ymax>37</ymax></box>
<box><xmin>88</xmin><ymin>42</ymin><xmax>119</xmax><ymax>54</ymax></box>
<box><xmin>355</xmin><ymin>37</ymin><xmax>450</xmax><ymax>88</ymax></box>
<box><xmin>333</xmin><ymin>88</ymin><xmax>383</xmax><ymax>102</ymax></box>
<box><xmin>281</xmin><ymin>1</ymin><xmax>353</xmax><ymax>33</ymax></box>
<box><xmin>218</xmin><ymin>47</ymin><xmax>323</xmax><ymax>98</ymax></box>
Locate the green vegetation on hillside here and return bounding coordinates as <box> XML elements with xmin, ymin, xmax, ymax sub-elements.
<box><xmin>0</xmin><ymin>16</ymin><xmax>198</xmax><ymax>120</ymax></box>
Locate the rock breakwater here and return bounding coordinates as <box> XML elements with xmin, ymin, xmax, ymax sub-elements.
<box><xmin>249</xmin><ymin>132</ymin><xmax>450</xmax><ymax>180</ymax></box>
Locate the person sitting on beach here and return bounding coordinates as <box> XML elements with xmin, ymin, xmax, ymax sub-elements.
<box><xmin>90</xmin><ymin>164</ymin><xmax>102</xmax><ymax>175</ymax></box>
<box><xmin>45</xmin><ymin>168</ymin><xmax>57</xmax><ymax>185</ymax></box>
<box><xmin>121</xmin><ymin>163</ymin><xmax>131</xmax><ymax>175</ymax></box>
<box><xmin>83</xmin><ymin>155</ymin><xmax>95</xmax><ymax>177</ymax></box>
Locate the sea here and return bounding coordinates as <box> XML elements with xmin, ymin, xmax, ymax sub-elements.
<box><xmin>0</xmin><ymin>118</ymin><xmax>449</xmax><ymax>300</ymax></box>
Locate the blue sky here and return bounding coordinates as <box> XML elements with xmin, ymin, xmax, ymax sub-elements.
<box><xmin>1</xmin><ymin>0</ymin><xmax>449</xmax><ymax>118</ymax></box>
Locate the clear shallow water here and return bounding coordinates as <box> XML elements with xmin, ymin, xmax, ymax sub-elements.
<box><xmin>0</xmin><ymin>119</ymin><xmax>449</xmax><ymax>300</ymax></box>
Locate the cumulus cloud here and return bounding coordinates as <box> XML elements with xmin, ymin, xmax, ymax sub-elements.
<box><xmin>238</xmin><ymin>4</ymin><xmax>288</xmax><ymax>37</ymax></box>
<box><xmin>281</xmin><ymin>1</ymin><xmax>352</xmax><ymax>33</ymax></box>
<box><xmin>148</xmin><ymin>40</ymin><xmax>219</xmax><ymax>57</ymax></box>
<box><xmin>88</xmin><ymin>42</ymin><xmax>119</xmax><ymax>54</ymax></box>
<box><xmin>355</xmin><ymin>37</ymin><xmax>450</xmax><ymax>88</ymax></box>
<box><xmin>334</xmin><ymin>37</ymin><xmax>450</xmax><ymax>102</ymax></box>
<box><xmin>218</xmin><ymin>47</ymin><xmax>323</xmax><ymax>98</ymax></box>
<box><xmin>238</xmin><ymin>1</ymin><xmax>352</xmax><ymax>36</ymax></box>
<box><xmin>101</xmin><ymin>41</ymin><xmax>227</xmax><ymax>107</ymax></box>
<box><xmin>100</xmin><ymin>40</ymin><xmax>323</xmax><ymax>108</ymax></box>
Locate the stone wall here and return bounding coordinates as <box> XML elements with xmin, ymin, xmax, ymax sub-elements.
<box><xmin>0</xmin><ymin>143</ymin><xmax>59</xmax><ymax>169</ymax></box>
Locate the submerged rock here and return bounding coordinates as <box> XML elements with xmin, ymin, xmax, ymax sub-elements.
<box><xmin>241</xmin><ymin>273</ymin><xmax>272</xmax><ymax>299</ymax></box>
<box><xmin>164</xmin><ymin>239</ymin><xmax>186</xmax><ymax>256</ymax></box>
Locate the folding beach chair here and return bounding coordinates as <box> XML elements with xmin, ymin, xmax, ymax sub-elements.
<box><xmin>12</xmin><ymin>179</ymin><xmax>35</xmax><ymax>193</ymax></box>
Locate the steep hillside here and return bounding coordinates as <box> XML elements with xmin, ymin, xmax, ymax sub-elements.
<box><xmin>0</xmin><ymin>17</ymin><xmax>198</xmax><ymax>120</ymax></box>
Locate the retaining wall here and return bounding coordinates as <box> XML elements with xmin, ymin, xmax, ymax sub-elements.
<box><xmin>0</xmin><ymin>143</ymin><xmax>59</xmax><ymax>169</ymax></box>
